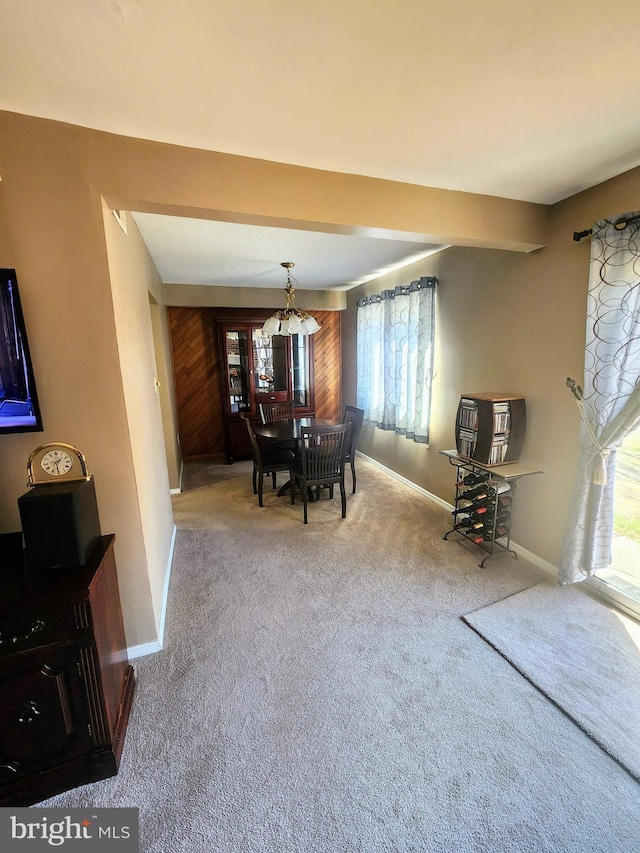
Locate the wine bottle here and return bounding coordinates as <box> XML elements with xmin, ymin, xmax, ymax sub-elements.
<box><xmin>452</xmin><ymin>504</ymin><xmax>474</xmax><ymax>516</ymax></box>
<box><xmin>482</xmin><ymin>525</ymin><xmax>509</xmax><ymax>541</ymax></box>
<box><xmin>482</xmin><ymin>503</ymin><xmax>509</xmax><ymax>517</ymax></box>
<box><xmin>480</xmin><ymin>522</ymin><xmax>508</xmax><ymax>538</ymax></box>
<box><xmin>454</xmin><ymin>518</ymin><xmax>484</xmax><ymax>531</ymax></box>
<box><xmin>459</xmin><ymin>485</ymin><xmax>488</xmax><ymax>501</ymax></box>
<box><xmin>465</xmin><ymin>493</ymin><xmax>492</xmax><ymax>504</ymax></box>
<box><xmin>484</xmin><ymin>482</ymin><xmax>511</xmax><ymax>499</ymax></box>
<box><xmin>467</xmin><ymin>516</ymin><xmax>507</xmax><ymax>534</ymax></box>
<box><xmin>456</xmin><ymin>471</ymin><xmax>486</xmax><ymax>487</ymax></box>
<box><xmin>475</xmin><ymin>496</ymin><xmax>511</xmax><ymax>512</ymax></box>
<box><xmin>466</xmin><ymin>495</ymin><xmax>495</xmax><ymax>508</ymax></box>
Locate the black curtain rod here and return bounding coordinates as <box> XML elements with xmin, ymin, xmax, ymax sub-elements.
<box><xmin>573</xmin><ymin>211</ymin><xmax>640</xmax><ymax>242</ymax></box>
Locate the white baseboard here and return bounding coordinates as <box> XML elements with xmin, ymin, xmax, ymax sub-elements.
<box><xmin>357</xmin><ymin>451</ymin><xmax>559</xmax><ymax>580</ymax></box>
<box><xmin>126</xmin><ymin>524</ymin><xmax>177</xmax><ymax>660</ymax></box>
<box><xmin>127</xmin><ymin>639</ymin><xmax>163</xmax><ymax>660</ymax></box>
<box><xmin>508</xmin><ymin>542</ymin><xmax>558</xmax><ymax>579</ymax></box>
<box><xmin>156</xmin><ymin>524</ymin><xmax>176</xmax><ymax>646</ymax></box>
<box><xmin>169</xmin><ymin>460</ymin><xmax>184</xmax><ymax>495</ymax></box>
<box><xmin>357</xmin><ymin>451</ymin><xmax>452</xmax><ymax>511</ymax></box>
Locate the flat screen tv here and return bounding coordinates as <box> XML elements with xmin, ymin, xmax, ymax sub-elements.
<box><xmin>0</xmin><ymin>268</ymin><xmax>43</xmax><ymax>434</ymax></box>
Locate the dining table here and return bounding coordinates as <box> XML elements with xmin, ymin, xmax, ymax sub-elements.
<box><xmin>253</xmin><ymin>417</ymin><xmax>337</xmax><ymax>497</ymax></box>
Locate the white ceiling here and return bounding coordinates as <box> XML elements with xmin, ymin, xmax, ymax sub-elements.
<box><xmin>130</xmin><ymin>213</ymin><xmax>443</xmax><ymax>290</ymax></box>
<box><xmin>3</xmin><ymin>1</ymin><xmax>640</xmax><ymax>289</ymax></box>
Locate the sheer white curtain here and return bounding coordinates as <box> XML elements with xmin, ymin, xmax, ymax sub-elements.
<box><xmin>560</xmin><ymin>212</ymin><xmax>640</xmax><ymax>584</ymax></box>
<box><xmin>356</xmin><ymin>277</ymin><xmax>436</xmax><ymax>444</ymax></box>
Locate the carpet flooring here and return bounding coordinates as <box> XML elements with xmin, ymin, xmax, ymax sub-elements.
<box><xmin>463</xmin><ymin>580</ymin><xmax>640</xmax><ymax>782</ymax></box>
<box><xmin>37</xmin><ymin>458</ymin><xmax>640</xmax><ymax>852</ymax></box>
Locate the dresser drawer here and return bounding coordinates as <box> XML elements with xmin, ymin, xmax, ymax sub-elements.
<box><xmin>0</xmin><ymin>598</ymin><xmax>92</xmax><ymax>655</ymax></box>
<box><xmin>0</xmin><ymin>640</ymin><xmax>93</xmax><ymax>784</ymax></box>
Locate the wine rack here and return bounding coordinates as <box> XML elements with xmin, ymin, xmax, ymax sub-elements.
<box><xmin>440</xmin><ymin>450</ymin><xmax>543</xmax><ymax>567</ymax></box>
<box><xmin>455</xmin><ymin>393</ymin><xmax>526</xmax><ymax>466</ymax></box>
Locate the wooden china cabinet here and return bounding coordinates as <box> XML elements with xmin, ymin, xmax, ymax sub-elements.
<box><xmin>218</xmin><ymin>319</ymin><xmax>315</xmax><ymax>461</ymax></box>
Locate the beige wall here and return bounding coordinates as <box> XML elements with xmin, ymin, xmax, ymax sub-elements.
<box><xmin>344</xmin><ymin>166</ymin><xmax>640</xmax><ymax>569</ymax></box>
<box><xmin>102</xmin><ymin>204</ymin><xmax>178</xmax><ymax>641</ymax></box>
<box><xmin>89</xmin><ymin>132</ymin><xmax>549</xmax><ymax>254</ymax></box>
<box><xmin>148</xmin><ymin>293</ymin><xmax>182</xmax><ymax>491</ymax></box>
<box><xmin>0</xmin><ymin>118</ymin><xmax>154</xmax><ymax>651</ymax></box>
<box><xmin>0</xmin><ymin>108</ymin><xmax>632</xmax><ymax>652</ymax></box>
<box><xmin>164</xmin><ymin>283</ymin><xmax>346</xmax><ymax>311</ymax></box>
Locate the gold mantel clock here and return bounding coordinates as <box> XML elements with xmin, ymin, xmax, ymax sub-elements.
<box><xmin>26</xmin><ymin>442</ymin><xmax>91</xmax><ymax>487</ymax></box>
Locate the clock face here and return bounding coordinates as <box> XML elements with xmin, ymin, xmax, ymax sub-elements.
<box><xmin>40</xmin><ymin>449</ymin><xmax>74</xmax><ymax>477</ymax></box>
<box><xmin>27</xmin><ymin>442</ymin><xmax>90</xmax><ymax>486</ymax></box>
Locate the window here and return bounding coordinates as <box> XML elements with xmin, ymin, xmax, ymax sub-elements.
<box><xmin>594</xmin><ymin>424</ymin><xmax>640</xmax><ymax>609</ymax></box>
<box><xmin>560</xmin><ymin>210</ymin><xmax>640</xmax><ymax>618</ymax></box>
<box><xmin>356</xmin><ymin>277</ymin><xmax>437</xmax><ymax>444</ymax></box>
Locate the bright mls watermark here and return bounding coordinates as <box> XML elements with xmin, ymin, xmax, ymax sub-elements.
<box><xmin>0</xmin><ymin>808</ymin><xmax>138</xmax><ymax>850</ymax></box>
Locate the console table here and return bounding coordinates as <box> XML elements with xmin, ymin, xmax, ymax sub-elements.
<box><xmin>0</xmin><ymin>534</ymin><xmax>134</xmax><ymax>806</ymax></box>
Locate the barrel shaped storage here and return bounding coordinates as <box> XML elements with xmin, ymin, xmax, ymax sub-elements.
<box><xmin>455</xmin><ymin>394</ymin><xmax>526</xmax><ymax>466</ymax></box>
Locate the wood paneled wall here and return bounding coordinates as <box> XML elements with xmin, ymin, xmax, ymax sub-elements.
<box><xmin>168</xmin><ymin>307</ymin><xmax>342</xmax><ymax>460</ymax></box>
<box><xmin>168</xmin><ymin>308</ymin><xmax>224</xmax><ymax>459</ymax></box>
<box><xmin>311</xmin><ymin>310</ymin><xmax>342</xmax><ymax>422</ymax></box>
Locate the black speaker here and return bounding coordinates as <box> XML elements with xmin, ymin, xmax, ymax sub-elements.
<box><xmin>0</xmin><ymin>531</ymin><xmax>24</xmax><ymax>577</ymax></box>
<box><xmin>18</xmin><ymin>476</ymin><xmax>102</xmax><ymax>571</ymax></box>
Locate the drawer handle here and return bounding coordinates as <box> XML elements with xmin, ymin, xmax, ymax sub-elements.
<box><xmin>18</xmin><ymin>700</ymin><xmax>41</xmax><ymax>724</ymax></box>
<box><xmin>0</xmin><ymin>619</ymin><xmax>44</xmax><ymax>646</ymax></box>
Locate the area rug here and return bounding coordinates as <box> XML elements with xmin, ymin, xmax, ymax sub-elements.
<box><xmin>463</xmin><ymin>580</ymin><xmax>640</xmax><ymax>782</ymax></box>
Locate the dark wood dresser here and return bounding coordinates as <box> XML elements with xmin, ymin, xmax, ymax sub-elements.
<box><xmin>0</xmin><ymin>534</ymin><xmax>134</xmax><ymax>806</ymax></box>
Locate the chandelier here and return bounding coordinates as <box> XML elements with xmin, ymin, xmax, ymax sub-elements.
<box><xmin>261</xmin><ymin>262</ymin><xmax>321</xmax><ymax>336</ymax></box>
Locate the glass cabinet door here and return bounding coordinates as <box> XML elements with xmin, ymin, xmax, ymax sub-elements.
<box><xmin>218</xmin><ymin>319</ymin><xmax>316</xmax><ymax>463</ymax></box>
<box><xmin>225</xmin><ymin>330</ymin><xmax>250</xmax><ymax>413</ymax></box>
<box><xmin>291</xmin><ymin>334</ymin><xmax>311</xmax><ymax>407</ymax></box>
<box><xmin>251</xmin><ymin>329</ymin><xmax>288</xmax><ymax>396</ymax></box>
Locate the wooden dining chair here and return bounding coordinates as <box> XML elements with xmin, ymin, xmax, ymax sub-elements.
<box><xmin>240</xmin><ymin>414</ymin><xmax>295</xmax><ymax>507</ymax></box>
<box><xmin>258</xmin><ymin>400</ymin><xmax>295</xmax><ymax>424</ymax></box>
<box><xmin>343</xmin><ymin>405</ymin><xmax>365</xmax><ymax>493</ymax></box>
<box><xmin>289</xmin><ymin>423</ymin><xmax>351</xmax><ymax>523</ymax></box>
<box><xmin>258</xmin><ymin>400</ymin><xmax>296</xmax><ymax>453</ymax></box>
